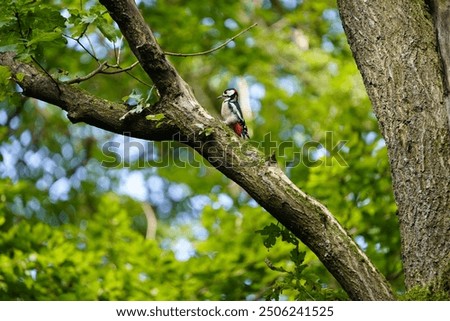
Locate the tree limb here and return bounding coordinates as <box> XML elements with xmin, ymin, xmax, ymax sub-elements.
<box><xmin>0</xmin><ymin>51</ymin><xmax>177</xmax><ymax>141</ymax></box>
<box><xmin>0</xmin><ymin>0</ymin><xmax>395</xmax><ymax>300</ymax></box>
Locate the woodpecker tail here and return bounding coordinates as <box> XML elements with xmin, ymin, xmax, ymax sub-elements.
<box><xmin>233</xmin><ymin>122</ymin><xmax>250</xmax><ymax>139</ymax></box>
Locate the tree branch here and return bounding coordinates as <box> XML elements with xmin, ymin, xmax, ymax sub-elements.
<box><xmin>64</xmin><ymin>61</ymin><xmax>107</xmax><ymax>84</ymax></box>
<box><xmin>64</xmin><ymin>32</ymin><xmax>98</xmax><ymax>62</ymax></box>
<box><xmin>0</xmin><ymin>51</ymin><xmax>177</xmax><ymax>141</ymax></box>
<box><xmin>102</xmin><ymin>61</ymin><xmax>140</xmax><ymax>74</ymax></box>
<box><xmin>64</xmin><ymin>61</ymin><xmax>141</xmax><ymax>84</ymax></box>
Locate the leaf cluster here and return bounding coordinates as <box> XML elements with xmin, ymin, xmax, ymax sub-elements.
<box><xmin>257</xmin><ymin>223</ymin><xmax>347</xmax><ymax>300</ymax></box>
<box><xmin>66</xmin><ymin>4</ymin><xmax>118</xmax><ymax>42</ymax></box>
<box><xmin>0</xmin><ymin>0</ymin><xmax>66</xmax><ymax>61</ymax></box>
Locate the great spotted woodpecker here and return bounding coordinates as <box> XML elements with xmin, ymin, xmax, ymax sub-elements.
<box><xmin>218</xmin><ymin>88</ymin><xmax>250</xmax><ymax>139</ymax></box>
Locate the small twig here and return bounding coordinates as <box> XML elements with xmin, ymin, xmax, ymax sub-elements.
<box><xmin>104</xmin><ymin>61</ymin><xmax>152</xmax><ymax>87</ymax></box>
<box><xmin>114</xmin><ymin>36</ymin><xmax>124</xmax><ymax>65</ymax></box>
<box><xmin>64</xmin><ymin>33</ymin><xmax>98</xmax><ymax>61</ymax></box>
<box><xmin>64</xmin><ymin>61</ymin><xmax>107</xmax><ymax>84</ymax></box>
<box><xmin>163</xmin><ymin>23</ymin><xmax>257</xmax><ymax>57</ymax></box>
<box><xmin>123</xmin><ymin>70</ymin><xmax>153</xmax><ymax>88</ymax></box>
<box><xmin>102</xmin><ymin>61</ymin><xmax>139</xmax><ymax>74</ymax></box>
<box><xmin>78</xmin><ymin>23</ymin><xmax>90</xmax><ymax>40</ymax></box>
<box><xmin>30</xmin><ymin>56</ymin><xmax>61</xmax><ymax>92</ymax></box>
<box><xmin>14</xmin><ymin>9</ymin><xmax>61</xmax><ymax>93</ymax></box>
<box><xmin>85</xmin><ymin>33</ymin><xmax>97</xmax><ymax>59</ymax></box>
<box><xmin>63</xmin><ymin>61</ymin><xmax>141</xmax><ymax>84</ymax></box>
<box><xmin>113</xmin><ymin>40</ymin><xmax>119</xmax><ymax>65</ymax></box>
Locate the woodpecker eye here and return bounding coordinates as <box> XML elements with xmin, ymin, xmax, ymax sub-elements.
<box><xmin>224</xmin><ymin>89</ymin><xmax>237</xmax><ymax>97</ymax></box>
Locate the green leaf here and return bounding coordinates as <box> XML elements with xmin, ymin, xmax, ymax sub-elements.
<box><xmin>16</xmin><ymin>72</ymin><xmax>25</xmax><ymax>82</ymax></box>
<box><xmin>264</xmin><ymin>258</ymin><xmax>287</xmax><ymax>272</ymax></box>
<box><xmin>289</xmin><ymin>247</ymin><xmax>306</xmax><ymax>266</ymax></box>
<box><xmin>256</xmin><ymin>223</ymin><xmax>281</xmax><ymax>249</ymax></box>
<box><xmin>81</xmin><ymin>15</ymin><xmax>97</xmax><ymax>24</ymax></box>
<box><xmin>280</xmin><ymin>228</ymin><xmax>299</xmax><ymax>246</ymax></box>
<box><xmin>0</xmin><ymin>1</ymin><xmax>66</xmax><ymax>57</ymax></box>
<box><xmin>146</xmin><ymin>113</ymin><xmax>165</xmax><ymax>121</ymax></box>
<box><xmin>97</xmin><ymin>19</ymin><xmax>118</xmax><ymax>41</ymax></box>
<box><xmin>27</xmin><ymin>30</ymin><xmax>63</xmax><ymax>46</ymax></box>
<box><xmin>256</xmin><ymin>223</ymin><xmax>281</xmax><ymax>236</ymax></box>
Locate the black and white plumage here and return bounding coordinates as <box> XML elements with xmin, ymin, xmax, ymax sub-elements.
<box><xmin>218</xmin><ymin>88</ymin><xmax>250</xmax><ymax>139</ymax></box>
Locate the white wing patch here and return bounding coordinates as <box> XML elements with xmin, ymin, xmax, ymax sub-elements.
<box><xmin>228</xmin><ymin>101</ymin><xmax>244</xmax><ymax>123</ymax></box>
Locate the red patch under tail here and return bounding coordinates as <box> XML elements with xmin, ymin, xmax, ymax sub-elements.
<box><xmin>233</xmin><ymin>122</ymin><xmax>250</xmax><ymax>139</ymax></box>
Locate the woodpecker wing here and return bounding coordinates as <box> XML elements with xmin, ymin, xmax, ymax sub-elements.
<box><xmin>228</xmin><ymin>100</ymin><xmax>245</xmax><ymax>123</ymax></box>
<box><xmin>229</xmin><ymin>100</ymin><xmax>250</xmax><ymax>139</ymax></box>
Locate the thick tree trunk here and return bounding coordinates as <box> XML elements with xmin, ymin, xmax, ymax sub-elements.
<box><xmin>338</xmin><ymin>0</ymin><xmax>450</xmax><ymax>296</ymax></box>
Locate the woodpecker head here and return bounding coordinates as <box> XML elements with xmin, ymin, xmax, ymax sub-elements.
<box><xmin>218</xmin><ymin>88</ymin><xmax>238</xmax><ymax>101</ymax></box>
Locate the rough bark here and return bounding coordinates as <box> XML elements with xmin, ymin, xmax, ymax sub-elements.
<box><xmin>338</xmin><ymin>0</ymin><xmax>450</xmax><ymax>296</ymax></box>
<box><xmin>428</xmin><ymin>0</ymin><xmax>450</xmax><ymax>127</ymax></box>
<box><xmin>0</xmin><ymin>0</ymin><xmax>396</xmax><ymax>300</ymax></box>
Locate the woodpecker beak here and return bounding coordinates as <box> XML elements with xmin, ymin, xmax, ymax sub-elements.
<box><xmin>217</xmin><ymin>95</ymin><xmax>223</xmax><ymax>99</ymax></box>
